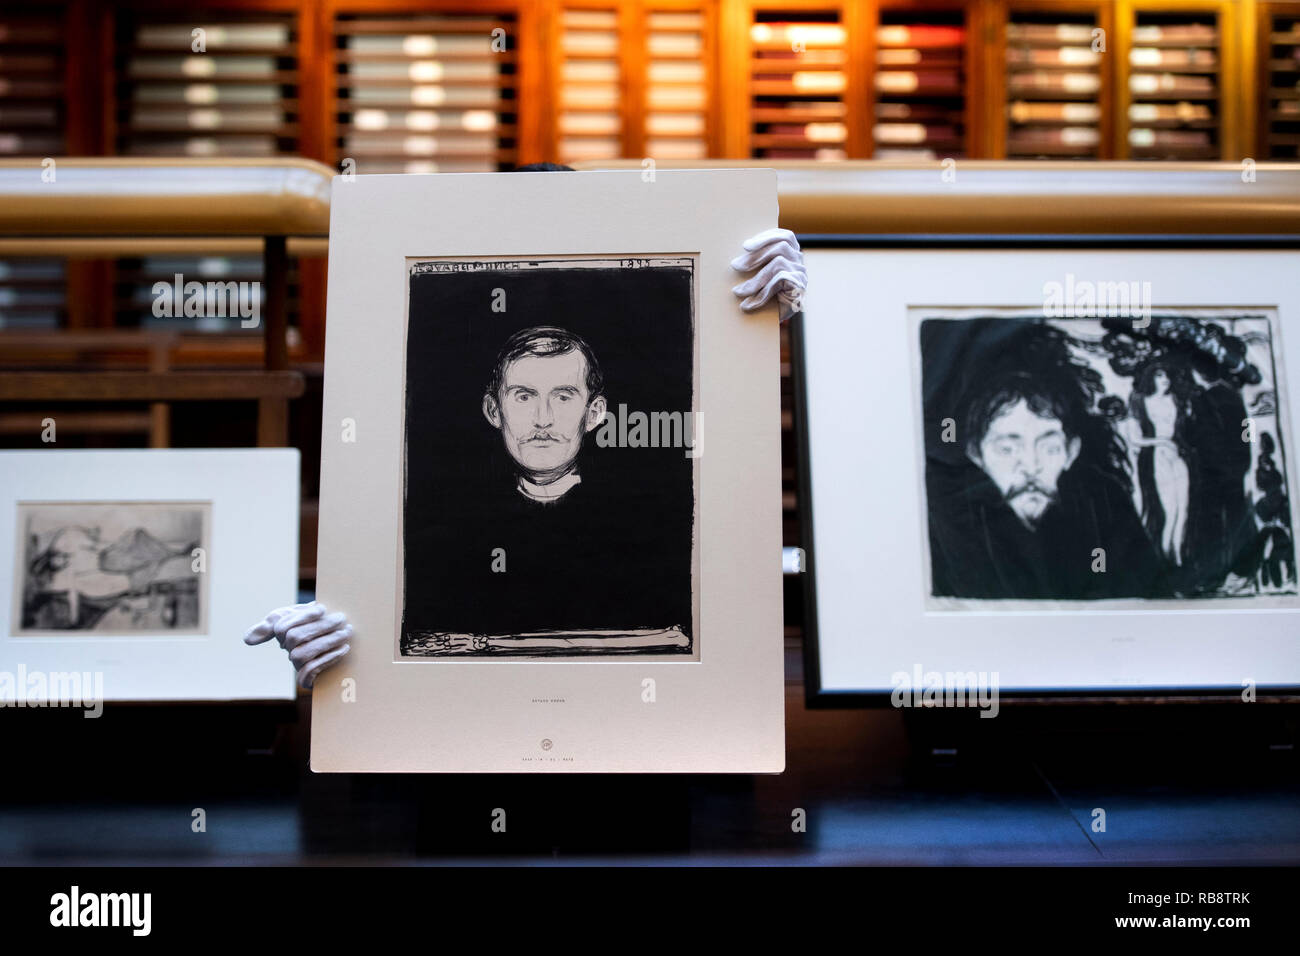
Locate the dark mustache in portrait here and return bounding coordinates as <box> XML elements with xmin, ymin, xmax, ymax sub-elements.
<box><xmin>400</xmin><ymin>259</ymin><xmax>696</xmax><ymax>656</ymax></box>
<box><xmin>921</xmin><ymin>314</ymin><xmax>1295</xmax><ymax>602</ymax></box>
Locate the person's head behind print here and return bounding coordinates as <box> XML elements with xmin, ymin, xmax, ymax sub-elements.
<box><xmin>965</xmin><ymin>371</ymin><xmax>1085</xmax><ymax>529</ymax></box>
<box><xmin>482</xmin><ymin>325</ymin><xmax>607</xmax><ymax>495</ymax></box>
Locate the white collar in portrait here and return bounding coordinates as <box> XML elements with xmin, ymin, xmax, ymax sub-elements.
<box><xmin>517</xmin><ymin>470</ymin><xmax>581</xmax><ymax>504</ymax></box>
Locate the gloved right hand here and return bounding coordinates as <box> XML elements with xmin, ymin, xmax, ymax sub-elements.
<box><xmin>244</xmin><ymin>602</ymin><xmax>352</xmax><ymax>690</ymax></box>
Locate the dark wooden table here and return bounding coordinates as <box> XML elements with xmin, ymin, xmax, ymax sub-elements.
<box><xmin>2</xmin><ymin>680</ymin><xmax>1296</xmax><ymax>865</ymax></box>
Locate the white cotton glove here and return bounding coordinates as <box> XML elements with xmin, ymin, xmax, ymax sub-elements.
<box><xmin>730</xmin><ymin>227</ymin><xmax>807</xmax><ymax>322</ymax></box>
<box><xmin>244</xmin><ymin>601</ymin><xmax>352</xmax><ymax>690</ymax></box>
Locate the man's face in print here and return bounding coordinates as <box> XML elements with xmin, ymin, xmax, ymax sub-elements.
<box><xmin>484</xmin><ymin>348</ymin><xmax>606</xmax><ymax>480</ymax></box>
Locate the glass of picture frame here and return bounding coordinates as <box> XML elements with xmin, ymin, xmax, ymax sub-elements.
<box><xmin>793</xmin><ymin>166</ymin><xmax>1300</xmax><ymax>703</ymax></box>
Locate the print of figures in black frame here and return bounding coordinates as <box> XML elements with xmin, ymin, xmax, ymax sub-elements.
<box><xmin>17</xmin><ymin>502</ymin><xmax>208</xmax><ymax>633</ymax></box>
<box><xmin>401</xmin><ymin>256</ymin><xmax>698</xmax><ymax>658</ymax></box>
<box><xmin>920</xmin><ymin>310</ymin><xmax>1295</xmax><ymax>602</ymax></box>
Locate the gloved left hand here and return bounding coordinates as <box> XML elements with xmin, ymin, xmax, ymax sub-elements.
<box><xmin>244</xmin><ymin>601</ymin><xmax>352</xmax><ymax>690</ymax></box>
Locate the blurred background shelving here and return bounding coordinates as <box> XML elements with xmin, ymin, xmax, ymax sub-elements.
<box><xmin>114</xmin><ymin>13</ymin><xmax>300</xmax><ymax>158</ymax></box>
<box><xmin>111</xmin><ymin>10</ymin><xmax>303</xmax><ymax>338</ymax></box>
<box><xmin>1002</xmin><ymin>3</ymin><xmax>1109</xmax><ymax>159</ymax></box>
<box><xmin>334</xmin><ymin>11</ymin><xmax>519</xmax><ymax>173</ymax></box>
<box><xmin>873</xmin><ymin>4</ymin><xmax>970</xmax><ymax>159</ymax></box>
<box><xmin>748</xmin><ymin>7</ymin><xmax>849</xmax><ymax>160</ymax></box>
<box><xmin>1262</xmin><ymin>0</ymin><xmax>1300</xmax><ymax>158</ymax></box>
<box><xmin>0</xmin><ymin>10</ymin><xmax>67</xmax><ymax>333</ymax></box>
<box><xmin>556</xmin><ymin>6</ymin><xmax>623</xmax><ymax>163</ymax></box>
<box><xmin>1124</xmin><ymin>5</ymin><xmax>1225</xmax><ymax>159</ymax></box>
<box><xmin>0</xmin><ymin>11</ymin><xmax>65</xmax><ymax>159</ymax></box>
<box><xmin>644</xmin><ymin>5</ymin><xmax>713</xmax><ymax>159</ymax></box>
<box><xmin>1</xmin><ymin>0</ymin><xmax>1282</xmax><ymax>228</ymax></box>
<box><xmin>550</xmin><ymin>2</ymin><xmax>717</xmax><ymax>165</ymax></box>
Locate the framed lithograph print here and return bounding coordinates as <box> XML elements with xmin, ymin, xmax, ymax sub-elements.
<box><xmin>0</xmin><ymin>449</ymin><xmax>299</xmax><ymax>702</ymax></box>
<box><xmin>797</xmin><ymin>248</ymin><xmax>1300</xmax><ymax>700</ymax></box>
<box><xmin>313</xmin><ymin>169</ymin><xmax>785</xmax><ymax>773</ymax></box>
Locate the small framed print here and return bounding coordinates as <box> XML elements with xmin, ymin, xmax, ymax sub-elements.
<box><xmin>0</xmin><ymin>449</ymin><xmax>299</xmax><ymax>702</ymax></box>
<box><xmin>797</xmin><ymin>246</ymin><xmax>1300</xmax><ymax>701</ymax></box>
<box><xmin>313</xmin><ymin>169</ymin><xmax>785</xmax><ymax>773</ymax></box>
<box><xmin>14</xmin><ymin>500</ymin><xmax>211</xmax><ymax>636</ymax></box>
